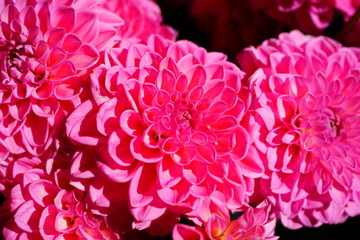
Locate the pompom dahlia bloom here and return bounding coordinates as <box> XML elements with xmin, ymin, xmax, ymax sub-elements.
<box><xmin>0</xmin><ymin>159</ymin><xmax>119</xmax><ymax>239</ymax></box>
<box><xmin>251</xmin><ymin>0</ymin><xmax>360</xmax><ymax>34</ymax></box>
<box><xmin>67</xmin><ymin>34</ymin><xmax>264</xmax><ymax>235</ymax></box>
<box><xmin>173</xmin><ymin>201</ymin><xmax>278</xmax><ymax>240</ymax></box>
<box><xmin>100</xmin><ymin>0</ymin><xmax>177</xmax><ymax>43</ymax></box>
<box><xmin>238</xmin><ymin>30</ymin><xmax>360</xmax><ymax>229</ymax></box>
<box><xmin>0</xmin><ymin>0</ymin><xmax>122</xmax><ymax>157</ymax></box>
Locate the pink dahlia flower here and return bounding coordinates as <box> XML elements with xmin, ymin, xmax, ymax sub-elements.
<box><xmin>238</xmin><ymin>30</ymin><xmax>360</xmax><ymax>229</ymax></box>
<box><xmin>0</xmin><ymin>0</ymin><xmax>123</xmax><ymax>157</ymax></box>
<box><xmin>0</xmin><ymin>159</ymin><xmax>120</xmax><ymax>239</ymax></box>
<box><xmin>251</xmin><ymin>0</ymin><xmax>360</xmax><ymax>34</ymax></box>
<box><xmin>173</xmin><ymin>201</ymin><xmax>278</xmax><ymax>240</ymax></box>
<box><xmin>100</xmin><ymin>0</ymin><xmax>177</xmax><ymax>43</ymax></box>
<box><xmin>67</xmin><ymin>34</ymin><xmax>264</xmax><ymax>235</ymax></box>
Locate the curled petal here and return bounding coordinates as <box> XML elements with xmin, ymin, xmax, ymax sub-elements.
<box><xmin>69</xmin><ymin>43</ymin><xmax>99</xmax><ymax>69</ymax></box>
<box><xmin>173</xmin><ymin>224</ymin><xmax>206</xmax><ymax>240</ymax></box>
<box><xmin>130</xmin><ymin>138</ymin><xmax>163</xmax><ymax>163</ymax></box>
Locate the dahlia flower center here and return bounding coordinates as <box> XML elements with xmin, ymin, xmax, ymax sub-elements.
<box><xmin>305</xmin><ymin>107</ymin><xmax>342</xmax><ymax>148</ymax></box>
<box><xmin>156</xmin><ymin>100</ymin><xmax>198</xmax><ymax>135</ymax></box>
<box><xmin>1</xmin><ymin>39</ymin><xmax>35</xmax><ymax>83</ymax></box>
<box><xmin>175</xmin><ymin>108</ymin><xmax>194</xmax><ymax>129</ymax></box>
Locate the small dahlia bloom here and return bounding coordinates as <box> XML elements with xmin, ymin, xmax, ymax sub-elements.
<box><xmin>173</xmin><ymin>201</ymin><xmax>278</xmax><ymax>240</ymax></box>
<box><xmin>238</xmin><ymin>30</ymin><xmax>360</xmax><ymax>229</ymax></box>
<box><xmin>0</xmin><ymin>0</ymin><xmax>123</xmax><ymax>157</ymax></box>
<box><xmin>100</xmin><ymin>0</ymin><xmax>177</xmax><ymax>43</ymax></box>
<box><xmin>251</xmin><ymin>0</ymin><xmax>360</xmax><ymax>34</ymax></box>
<box><xmin>67</xmin><ymin>34</ymin><xmax>264</xmax><ymax>235</ymax></box>
<box><xmin>0</xmin><ymin>162</ymin><xmax>120</xmax><ymax>239</ymax></box>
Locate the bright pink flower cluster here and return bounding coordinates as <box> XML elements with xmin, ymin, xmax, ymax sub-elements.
<box><xmin>238</xmin><ymin>30</ymin><xmax>360</xmax><ymax>229</ymax></box>
<box><xmin>0</xmin><ymin>1</ymin><xmax>280</xmax><ymax>239</ymax></box>
<box><xmin>66</xmin><ymin>34</ymin><xmax>265</xmax><ymax>235</ymax></box>
<box><xmin>0</xmin><ymin>0</ymin><xmax>123</xmax><ymax>160</ymax></box>
<box><xmin>7</xmin><ymin>0</ymin><xmax>360</xmax><ymax>238</ymax></box>
<box><xmin>0</xmin><ymin>154</ymin><xmax>120</xmax><ymax>239</ymax></box>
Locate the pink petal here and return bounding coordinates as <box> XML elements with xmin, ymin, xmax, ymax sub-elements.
<box><xmin>0</xmin><ymin>4</ymin><xmax>19</xmax><ymax>23</ymax></box>
<box><xmin>329</xmin><ymin>182</ymin><xmax>350</xmax><ymax>207</ymax></box>
<box><xmin>8</xmin><ymin>99</ymin><xmax>31</xmax><ymax>121</ymax></box>
<box><xmin>120</xmin><ymin>110</ymin><xmax>144</xmax><ymax>137</ymax></box>
<box><xmin>55</xmin><ymin>212</ymin><xmax>77</xmax><ymax>232</ymax></box>
<box><xmin>61</xmin><ymin>33</ymin><xmax>82</xmax><ymax>53</ymax></box>
<box><xmin>47</xmin><ymin>47</ymin><xmax>67</xmax><ymax>67</ymax></box>
<box><xmin>186</xmin><ymin>65</ymin><xmax>206</xmax><ymax>91</ymax></box>
<box><xmin>29</xmin><ymin>180</ymin><xmax>59</xmax><ymax>207</ymax></box>
<box><xmin>183</xmin><ymin>160</ymin><xmax>208</xmax><ymax>184</ymax></box>
<box><xmin>32</xmin><ymin>97</ymin><xmax>59</xmax><ymax>117</ymax></box>
<box><xmin>172</xmin><ymin>224</ymin><xmax>206</xmax><ymax>240</ymax></box>
<box><xmin>39</xmin><ymin>205</ymin><xmax>58</xmax><ymax>238</ymax></box>
<box><xmin>44</xmin><ymin>27</ymin><xmax>65</xmax><ymax>46</ymax></box>
<box><xmin>203</xmin><ymin>80</ymin><xmax>225</xmax><ymax>99</ymax></box>
<box><xmin>14</xmin><ymin>201</ymin><xmax>39</xmax><ymax>232</ymax></box>
<box><xmin>312</xmin><ymin>167</ymin><xmax>333</xmax><ymax>194</ymax></box>
<box><xmin>69</xmin><ymin>43</ymin><xmax>99</xmax><ymax>69</ymax></box>
<box><xmin>20</xmin><ymin>6</ymin><xmax>37</xmax><ymax>28</ymax></box>
<box><xmin>210</xmin><ymin>115</ymin><xmax>237</xmax><ymax>131</ymax></box>
<box><xmin>230</xmin><ymin>126</ymin><xmax>250</xmax><ymax>160</ymax></box>
<box><xmin>157</xmin><ymin>69</ymin><xmax>176</xmax><ymax>92</ymax></box>
<box><xmin>208</xmin><ymin>101</ymin><xmax>227</xmax><ymax>115</ymax></box>
<box><xmin>143</xmin><ymin>124</ymin><xmax>160</xmax><ymax>148</ymax></box>
<box><xmin>159</xmin><ymin>56</ymin><xmax>180</xmax><ymax>77</ymax></box>
<box><xmin>277</xmin><ymin>96</ymin><xmax>297</xmax><ymax>123</ymax></box>
<box><xmin>188</xmin><ymin>86</ymin><xmax>204</xmax><ymax>102</ymax></box>
<box><xmin>130</xmin><ymin>138</ymin><xmax>163</xmax><ymax>163</ymax></box>
<box><xmin>131</xmin><ymin>204</ymin><xmax>167</xmax><ymax>223</ymax></box>
<box><xmin>197</xmin><ymin>144</ymin><xmax>216</xmax><ymax>164</ymax></box>
<box><xmin>96</xmin><ymin>160</ymin><xmax>137</xmax><ymax>183</ymax></box>
<box><xmin>33</xmin><ymin>80</ymin><xmax>54</xmax><ymax>99</ymax></box>
<box><xmin>205</xmin><ymin>215</ymin><xmax>228</xmax><ymax>238</ymax></box>
<box><xmin>73</xmin><ymin>10</ymin><xmax>99</xmax><ymax>43</ymax></box>
<box><xmin>161</xmin><ymin>137</ymin><xmax>179</xmax><ymax>153</ymax></box>
<box><xmin>157</xmin><ymin>155</ymin><xmax>182</xmax><ymax>188</ymax></box>
<box><xmin>108</xmin><ymin>130</ymin><xmax>134</xmax><ymax>166</ymax></box>
<box><xmin>66</xmin><ymin>100</ymin><xmax>99</xmax><ymax>146</ymax></box>
<box><xmin>238</xmin><ymin>146</ymin><xmax>265</xmax><ymax>178</ymax></box>
<box><xmin>173</xmin><ymin>147</ymin><xmax>196</xmax><ymax>165</ymax></box>
<box><xmin>51</xmin><ymin>6</ymin><xmax>75</xmax><ymax>32</ymax></box>
<box><xmin>96</xmin><ymin>97</ymin><xmax>119</xmax><ymax>136</ymax></box>
<box><xmin>22</xmin><ymin>114</ymin><xmax>49</xmax><ymax>147</ymax></box>
<box><xmin>129</xmin><ymin>164</ymin><xmax>157</xmax><ymax>207</ymax></box>
<box><xmin>140</xmin><ymin>83</ymin><xmax>157</xmax><ymax>107</ymax></box>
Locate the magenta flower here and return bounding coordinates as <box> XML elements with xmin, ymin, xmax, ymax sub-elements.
<box><xmin>0</xmin><ymin>159</ymin><xmax>119</xmax><ymax>239</ymax></box>
<box><xmin>100</xmin><ymin>0</ymin><xmax>177</xmax><ymax>43</ymax></box>
<box><xmin>251</xmin><ymin>0</ymin><xmax>360</xmax><ymax>34</ymax></box>
<box><xmin>173</xmin><ymin>201</ymin><xmax>278</xmax><ymax>240</ymax></box>
<box><xmin>0</xmin><ymin>0</ymin><xmax>122</xmax><ymax>157</ymax></box>
<box><xmin>67</xmin><ymin>35</ymin><xmax>263</xmax><ymax>235</ymax></box>
<box><xmin>238</xmin><ymin>30</ymin><xmax>360</xmax><ymax>229</ymax></box>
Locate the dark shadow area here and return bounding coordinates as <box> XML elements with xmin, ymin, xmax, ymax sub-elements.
<box><xmin>275</xmin><ymin>215</ymin><xmax>360</xmax><ymax>239</ymax></box>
